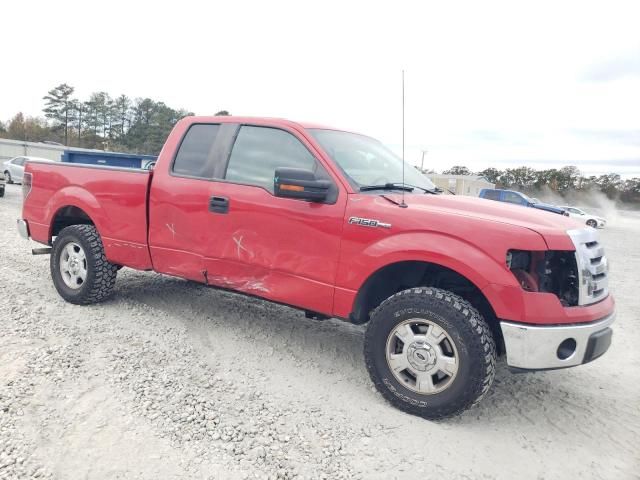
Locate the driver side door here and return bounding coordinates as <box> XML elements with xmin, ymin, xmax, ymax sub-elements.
<box><xmin>202</xmin><ymin>124</ymin><xmax>347</xmax><ymax>315</ymax></box>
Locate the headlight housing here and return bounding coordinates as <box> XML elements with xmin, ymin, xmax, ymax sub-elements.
<box><xmin>507</xmin><ymin>249</ymin><xmax>579</xmax><ymax>306</ymax></box>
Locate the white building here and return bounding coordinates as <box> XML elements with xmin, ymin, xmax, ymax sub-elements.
<box><xmin>426</xmin><ymin>174</ymin><xmax>495</xmax><ymax>196</ymax></box>
<box><xmin>0</xmin><ymin>138</ymin><xmax>104</xmax><ymax>163</ymax></box>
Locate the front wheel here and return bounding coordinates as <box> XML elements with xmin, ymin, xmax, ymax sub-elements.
<box><xmin>50</xmin><ymin>225</ymin><xmax>118</xmax><ymax>305</ymax></box>
<box><xmin>4</xmin><ymin>171</ymin><xmax>12</xmax><ymax>184</ymax></box>
<box><xmin>586</xmin><ymin>219</ymin><xmax>597</xmax><ymax>228</ymax></box>
<box><xmin>365</xmin><ymin>287</ymin><xmax>496</xmax><ymax>419</ymax></box>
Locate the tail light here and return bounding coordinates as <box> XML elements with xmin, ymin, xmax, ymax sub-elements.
<box><xmin>22</xmin><ymin>171</ymin><xmax>32</xmax><ymax>200</ymax></box>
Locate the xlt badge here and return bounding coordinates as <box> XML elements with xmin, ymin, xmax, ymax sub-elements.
<box><xmin>348</xmin><ymin>217</ymin><xmax>392</xmax><ymax>229</ymax></box>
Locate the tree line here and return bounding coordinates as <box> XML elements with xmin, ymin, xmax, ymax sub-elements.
<box><xmin>0</xmin><ymin>83</ymin><xmax>230</xmax><ymax>155</ymax></box>
<box><xmin>0</xmin><ymin>84</ymin><xmax>637</xmax><ymax>203</ymax></box>
<box><xmin>432</xmin><ymin>165</ymin><xmax>639</xmax><ymax>204</ymax></box>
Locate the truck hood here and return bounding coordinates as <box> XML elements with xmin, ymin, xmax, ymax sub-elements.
<box><xmin>373</xmin><ymin>193</ymin><xmax>579</xmax><ymax>249</ymax></box>
<box><xmin>531</xmin><ymin>202</ymin><xmax>564</xmax><ymax>214</ymax></box>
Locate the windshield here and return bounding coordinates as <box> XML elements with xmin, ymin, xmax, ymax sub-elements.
<box><xmin>520</xmin><ymin>193</ymin><xmax>535</xmax><ymax>203</ymax></box>
<box><xmin>309</xmin><ymin>129</ymin><xmax>436</xmax><ymax>191</ymax></box>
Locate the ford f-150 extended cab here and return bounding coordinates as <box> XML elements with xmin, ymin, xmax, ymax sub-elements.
<box><xmin>18</xmin><ymin>116</ymin><xmax>615</xmax><ymax>419</ymax></box>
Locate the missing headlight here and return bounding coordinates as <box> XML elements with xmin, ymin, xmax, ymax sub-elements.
<box><xmin>507</xmin><ymin>249</ymin><xmax>579</xmax><ymax>306</ymax></box>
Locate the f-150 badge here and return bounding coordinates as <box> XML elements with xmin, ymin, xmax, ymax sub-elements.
<box><xmin>348</xmin><ymin>217</ymin><xmax>392</xmax><ymax>229</ymax></box>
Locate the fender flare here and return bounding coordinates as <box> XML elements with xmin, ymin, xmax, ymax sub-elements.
<box><xmin>46</xmin><ymin>185</ymin><xmax>105</xmax><ymax>240</ymax></box>
<box><xmin>344</xmin><ymin>231</ymin><xmax>521</xmax><ymax>320</ymax></box>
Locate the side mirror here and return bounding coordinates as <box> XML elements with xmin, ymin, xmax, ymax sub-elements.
<box><xmin>274</xmin><ymin>167</ymin><xmax>330</xmax><ymax>202</ymax></box>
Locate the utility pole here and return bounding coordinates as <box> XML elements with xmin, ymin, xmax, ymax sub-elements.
<box><xmin>420</xmin><ymin>150</ymin><xmax>428</xmax><ymax>171</ymax></box>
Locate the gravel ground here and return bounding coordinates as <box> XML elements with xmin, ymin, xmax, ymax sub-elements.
<box><xmin>1</xmin><ymin>183</ymin><xmax>639</xmax><ymax>479</ymax></box>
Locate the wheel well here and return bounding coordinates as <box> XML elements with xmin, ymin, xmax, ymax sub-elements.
<box><xmin>51</xmin><ymin>206</ymin><xmax>94</xmax><ymax>240</ymax></box>
<box><xmin>350</xmin><ymin>261</ymin><xmax>504</xmax><ymax>354</ymax></box>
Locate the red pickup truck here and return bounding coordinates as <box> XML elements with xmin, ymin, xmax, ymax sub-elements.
<box><xmin>18</xmin><ymin>116</ymin><xmax>615</xmax><ymax>419</ymax></box>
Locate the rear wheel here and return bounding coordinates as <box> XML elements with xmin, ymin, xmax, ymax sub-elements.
<box><xmin>586</xmin><ymin>219</ymin><xmax>597</xmax><ymax>228</ymax></box>
<box><xmin>4</xmin><ymin>171</ymin><xmax>12</xmax><ymax>184</ymax></box>
<box><xmin>51</xmin><ymin>225</ymin><xmax>118</xmax><ymax>304</ymax></box>
<box><xmin>365</xmin><ymin>287</ymin><xmax>496</xmax><ymax>419</ymax></box>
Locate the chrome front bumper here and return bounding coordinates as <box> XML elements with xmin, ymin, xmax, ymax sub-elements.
<box><xmin>500</xmin><ymin>312</ymin><xmax>614</xmax><ymax>371</ymax></box>
<box><xmin>17</xmin><ymin>219</ymin><xmax>30</xmax><ymax>239</ymax></box>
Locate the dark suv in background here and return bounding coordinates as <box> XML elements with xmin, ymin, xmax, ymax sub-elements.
<box><xmin>479</xmin><ymin>188</ymin><xmax>567</xmax><ymax>215</ymax></box>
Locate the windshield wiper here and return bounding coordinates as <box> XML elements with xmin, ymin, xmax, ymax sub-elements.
<box><xmin>360</xmin><ymin>182</ymin><xmax>440</xmax><ymax>194</ymax></box>
<box><xmin>360</xmin><ymin>183</ymin><xmax>414</xmax><ymax>192</ymax></box>
<box><xmin>411</xmin><ymin>184</ymin><xmax>440</xmax><ymax>194</ymax></box>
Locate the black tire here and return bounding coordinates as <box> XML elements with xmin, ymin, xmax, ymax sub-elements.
<box><xmin>0</xmin><ymin>186</ymin><xmax>4</xmax><ymax>198</ymax></box>
<box><xmin>4</xmin><ymin>171</ymin><xmax>12</xmax><ymax>184</ymax></box>
<box><xmin>50</xmin><ymin>225</ymin><xmax>118</xmax><ymax>305</ymax></box>
<box><xmin>586</xmin><ymin>219</ymin><xmax>597</xmax><ymax>228</ymax></box>
<box><xmin>365</xmin><ymin>287</ymin><xmax>496</xmax><ymax>419</ymax></box>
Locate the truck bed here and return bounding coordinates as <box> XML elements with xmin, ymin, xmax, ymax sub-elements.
<box><xmin>23</xmin><ymin>161</ymin><xmax>153</xmax><ymax>270</ymax></box>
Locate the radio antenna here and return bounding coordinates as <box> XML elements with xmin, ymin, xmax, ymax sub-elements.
<box><xmin>400</xmin><ymin>69</ymin><xmax>408</xmax><ymax>208</ymax></box>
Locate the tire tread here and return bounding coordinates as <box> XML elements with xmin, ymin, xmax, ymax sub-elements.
<box><xmin>364</xmin><ymin>287</ymin><xmax>496</xmax><ymax>419</ymax></box>
<box><xmin>51</xmin><ymin>225</ymin><xmax>118</xmax><ymax>305</ymax></box>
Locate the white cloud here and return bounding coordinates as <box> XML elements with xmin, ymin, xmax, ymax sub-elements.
<box><xmin>2</xmin><ymin>0</ymin><xmax>639</xmax><ymax>176</ymax></box>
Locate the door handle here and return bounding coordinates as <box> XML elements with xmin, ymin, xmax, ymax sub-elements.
<box><xmin>209</xmin><ymin>195</ymin><xmax>229</xmax><ymax>214</ymax></box>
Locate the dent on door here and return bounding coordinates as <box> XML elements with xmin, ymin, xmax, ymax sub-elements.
<box><xmin>204</xmin><ymin>228</ymin><xmax>271</xmax><ymax>293</ymax></box>
<box><xmin>201</xmin><ymin>187</ymin><xmax>342</xmax><ymax>315</ymax></box>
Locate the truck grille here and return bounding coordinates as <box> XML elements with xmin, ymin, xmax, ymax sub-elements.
<box><xmin>567</xmin><ymin>228</ymin><xmax>609</xmax><ymax>305</ymax></box>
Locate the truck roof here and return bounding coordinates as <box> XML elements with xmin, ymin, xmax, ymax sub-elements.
<box><xmin>184</xmin><ymin>116</ymin><xmax>353</xmax><ymax>133</ymax></box>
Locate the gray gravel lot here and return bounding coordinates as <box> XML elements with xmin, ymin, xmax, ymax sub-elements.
<box><xmin>1</xmin><ymin>183</ymin><xmax>639</xmax><ymax>479</ymax></box>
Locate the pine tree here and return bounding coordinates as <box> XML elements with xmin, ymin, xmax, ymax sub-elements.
<box><xmin>43</xmin><ymin>84</ymin><xmax>75</xmax><ymax>145</ymax></box>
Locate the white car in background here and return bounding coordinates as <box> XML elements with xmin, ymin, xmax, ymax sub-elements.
<box><xmin>3</xmin><ymin>156</ymin><xmax>52</xmax><ymax>184</ymax></box>
<box><xmin>559</xmin><ymin>206</ymin><xmax>607</xmax><ymax>228</ymax></box>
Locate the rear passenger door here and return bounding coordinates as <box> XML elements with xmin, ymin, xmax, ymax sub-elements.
<box><xmin>148</xmin><ymin>123</ymin><xmax>236</xmax><ymax>281</ymax></box>
<box><xmin>202</xmin><ymin>124</ymin><xmax>346</xmax><ymax>315</ymax></box>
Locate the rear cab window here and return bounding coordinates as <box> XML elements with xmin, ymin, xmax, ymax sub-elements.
<box><xmin>503</xmin><ymin>191</ymin><xmax>524</xmax><ymax>205</ymax></box>
<box><xmin>172</xmin><ymin>124</ymin><xmax>222</xmax><ymax>179</ymax></box>
<box><xmin>482</xmin><ymin>189</ymin><xmax>501</xmax><ymax>200</ymax></box>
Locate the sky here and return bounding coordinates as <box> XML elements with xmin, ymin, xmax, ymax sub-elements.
<box><xmin>2</xmin><ymin>0</ymin><xmax>639</xmax><ymax>177</ymax></box>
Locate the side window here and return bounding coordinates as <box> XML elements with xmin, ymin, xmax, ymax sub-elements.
<box><xmin>503</xmin><ymin>192</ymin><xmax>524</xmax><ymax>205</ymax></box>
<box><xmin>483</xmin><ymin>190</ymin><xmax>500</xmax><ymax>200</ymax></box>
<box><xmin>173</xmin><ymin>124</ymin><xmax>221</xmax><ymax>178</ymax></box>
<box><xmin>225</xmin><ymin>126</ymin><xmax>317</xmax><ymax>193</ymax></box>
<box><xmin>14</xmin><ymin>158</ymin><xmax>25</xmax><ymax>166</ymax></box>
